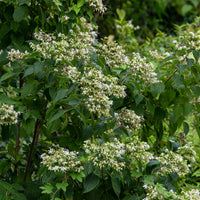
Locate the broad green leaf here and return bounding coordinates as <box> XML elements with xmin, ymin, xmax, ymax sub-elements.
<box><xmin>54</xmin><ymin>89</ymin><xmax>68</xmax><ymax>103</ymax></box>
<box><xmin>55</xmin><ymin>198</ymin><xmax>62</xmax><ymax>200</ymax></box>
<box><xmin>131</xmin><ymin>169</ymin><xmax>142</xmax><ymax>178</ymax></box>
<box><xmin>191</xmin><ymin>86</ymin><xmax>200</xmax><ymax>96</ymax></box>
<box><xmin>184</xmin><ymin>103</ymin><xmax>193</xmax><ymax>115</ymax></box>
<box><xmin>123</xmin><ymin>194</ymin><xmax>139</xmax><ymax>200</ymax></box>
<box><xmin>173</xmin><ymin>105</ymin><xmax>183</xmax><ymax>122</ymax></box>
<box><xmin>111</xmin><ymin>174</ymin><xmax>121</xmax><ymax>197</ymax></box>
<box><xmin>116</xmin><ymin>9</ymin><xmax>126</xmax><ymax>21</ymax></box>
<box><xmin>173</xmin><ymin>74</ymin><xmax>185</xmax><ymax>89</ymax></box>
<box><xmin>186</xmin><ymin>57</ymin><xmax>194</xmax><ymax>67</ymax></box>
<box><xmin>150</xmin><ymin>82</ymin><xmax>165</xmax><ymax>97</ymax></box>
<box><xmin>56</xmin><ymin>182</ymin><xmax>68</xmax><ymax>192</ymax></box>
<box><xmin>49</xmin><ymin>109</ymin><xmax>65</xmax><ymax>123</ymax></box>
<box><xmin>181</xmin><ymin>4</ymin><xmax>193</xmax><ymax>16</ymax></box>
<box><xmin>83</xmin><ymin>173</ymin><xmax>100</xmax><ymax>193</ymax></box>
<box><xmin>77</xmin><ymin>0</ymin><xmax>85</xmax><ymax>8</ymax></box>
<box><xmin>0</xmin><ymin>72</ymin><xmax>15</xmax><ymax>82</ymax></box>
<box><xmin>0</xmin><ymin>50</ymin><xmax>8</xmax><ymax>66</ymax></box>
<box><xmin>135</xmin><ymin>94</ymin><xmax>144</xmax><ymax>105</ymax></box>
<box><xmin>24</xmin><ymin>66</ymin><xmax>34</xmax><ymax>77</ymax></box>
<box><xmin>193</xmin><ymin>50</ymin><xmax>200</xmax><ymax>62</ymax></box>
<box><xmin>143</xmin><ymin>175</ymin><xmax>154</xmax><ymax>185</ymax></box>
<box><xmin>13</xmin><ymin>6</ymin><xmax>29</xmax><ymax>22</ymax></box>
<box><xmin>33</xmin><ymin>61</ymin><xmax>44</xmax><ymax>74</ymax></box>
<box><xmin>178</xmin><ymin>64</ymin><xmax>187</xmax><ymax>74</ymax></box>
<box><xmin>190</xmin><ymin>0</ymin><xmax>199</xmax><ymax>7</ymax></box>
<box><xmin>183</xmin><ymin>122</ymin><xmax>189</xmax><ymax>135</ymax></box>
<box><xmin>19</xmin><ymin>0</ymin><xmax>31</xmax><ymax>6</ymax></box>
<box><xmin>21</xmin><ymin>81</ymin><xmax>40</xmax><ymax>97</ymax></box>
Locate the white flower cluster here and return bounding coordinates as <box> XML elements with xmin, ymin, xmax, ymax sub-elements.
<box><xmin>30</xmin><ymin>18</ymin><xmax>97</xmax><ymax>63</ymax></box>
<box><xmin>84</xmin><ymin>138</ymin><xmax>126</xmax><ymax>171</ymax></box>
<box><xmin>177</xmin><ymin>143</ymin><xmax>196</xmax><ymax>163</ymax></box>
<box><xmin>156</xmin><ymin>149</ymin><xmax>189</xmax><ymax>177</ymax></box>
<box><xmin>0</xmin><ymin>104</ymin><xmax>20</xmax><ymax>125</ymax></box>
<box><xmin>81</xmin><ymin>68</ymin><xmax>126</xmax><ymax>117</ymax></box>
<box><xmin>7</xmin><ymin>49</ymin><xmax>29</xmax><ymax>61</ymax></box>
<box><xmin>84</xmin><ymin>136</ymin><xmax>153</xmax><ymax>171</ymax></box>
<box><xmin>130</xmin><ymin>52</ymin><xmax>159</xmax><ymax>84</ymax></box>
<box><xmin>143</xmin><ymin>183</ymin><xmax>177</xmax><ymax>200</ymax></box>
<box><xmin>115</xmin><ymin>109</ymin><xmax>142</xmax><ymax>132</ymax></box>
<box><xmin>143</xmin><ymin>184</ymin><xmax>200</xmax><ymax>200</ymax></box>
<box><xmin>173</xmin><ymin>30</ymin><xmax>200</xmax><ymax>51</ymax></box>
<box><xmin>178</xmin><ymin>189</ymin><xmax>200</xmax><ymax>200</ymax></box>
<box><xmin>149</xmin><ymin>50</ymin><xmax>171</xmax><ymax>61</ymax></box>
<box><xmin>98</xmin><ymin>41</ymin><xmax>130</xmax><ymax>68</ymax></box>
<box><xmin>41</xmin><ymin>145</ymin><xmax>84</xmax><ymax>173</ymax></box>
<box><xmin>86</xmin><ymin>0</ymin><xmax>107</xmax><ymax>13</ymax></box>
<box><xmin>61</xmin><ymin>66</ymin><xmax>126</xmax><ymax>117</ymax></box>
<box><xmin>125</xmin><ymin>136</ymin><xmax>154</xmax><ymax>166</ymax></box>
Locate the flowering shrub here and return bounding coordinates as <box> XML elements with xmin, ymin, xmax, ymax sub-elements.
<box><xmin>0</xmin><ymin>1</ymin><xmax>200</xmax><ymax>200</ymax></box>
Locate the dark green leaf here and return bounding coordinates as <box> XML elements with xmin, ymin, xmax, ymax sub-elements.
<box><xmin>111</xmin><ymin>174</ymin><xmax>121</xmax><ymax>197</ymax></box>
<box><xmin>0</xmin><ymin>72</ymin><xmax>15</xmax><ymax>82</ymax></box>
<box><xmin>13</xmin><ymin>6</ymin><xmax>29</xmax><ymax>22</ymax></box>
<box><xmin>191</xmin><ymin>86</ymin><xmax>200</xmax><ymax>96</ymax></box>
<box><xmin>193</xmin><ymin>50</ymin><xmax>200</xmax><ymax>62</ymax></box>
<box><xmin>183</xmin><ymin>122</ymin><xmax>189</xmax><ymax>135</ymax></box>
<box><xmin>54</xmin><ymin>89</ymin><xmax>68</xmax><ymax>103</ymax></box>
<box><xmin>186</xmin><ymin>57</ymin><xmax>194</xmax><ymax>67</ymax></box>
<box><xmin>150</xmin><ymin>82</ymin><xmax>165</xmax><ymax>97</ymax></box>
<box><xmin>83</xmin><ymin>173</ymin><xmax>100</xmax><ymax>193</ymax></box>
<box><xmin>49</xmin><ymin>109</ymin><xmax>65</xmax><ymax>123</ymax></box>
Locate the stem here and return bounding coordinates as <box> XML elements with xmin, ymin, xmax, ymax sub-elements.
<box><xmin>14</xmin><ymin>74</ymin><xmax>23</xmax><ymax>170</ymax></box>
<box><xmin>24</xmin><ymin>119</ymin><xmax>40</xmax><ymax>182</ymax></box>
<box><xmin>15</xmin><ymin>122</ymin><xmax>21</xmax><ymax>164</ymax></box>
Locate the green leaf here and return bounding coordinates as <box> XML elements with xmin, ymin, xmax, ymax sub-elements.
<box><xmin>191</xmin><ymin>86</ymin><xmax>200</xmax><ymax>96</ymax></box>
<box><xmin>193</xmin><ymin>50</ymin><xmax>200</xmax><ymax>62</ymax></box>
<box><xmin>23</xmin><ymin>66</ymin><xmax>34</xmax><ymax>77</ymax></box>
<box><xmin>49</xmin><ymin>109</ymin><xmax>65</xmax><ymax>123</ymax></box>
<box><xmin>0</xmin><ymin>72</ymin><xmax>15</xmax><ymax>82</ymax></box>
<box><xmin>131</xmin><ymin>169</ymin><xmax>142</xmax><ymax>178</ymax></box>
<box><xmin>40</xmin><ymin>183</ymin><xmax>54</xmax><ymax>194</ymax></box>
<box><xmin>13</xmin><ymin>6</ymin><xmax>29</xmax><ymax>22</ymax></box>
<box><xmin>150</xmin><ymin>82</ymin><xmax>165</xmax><ymax>97</ymax></box>
<box><xmin>173</xmin><ymin>74</ymin><xmax>185</xmax><ymax>89</ymax></box>
<box><xmin>19</xmin><ymin>0</ymin><xmax>31</xmax><ymax>6</ymax></box>
<box><xmin>173</xmin><ymin>105</ymin><xmax>183</xmax><ymax>122</ymax></box>
<box><xmin>56</xmin><ymin>182</ymin><xmax>68</xmax><ymax>192</ymax></box>
<box><xmin>193</xmin><ymin>169</ymin><xmax>200</xmax><ymax>177</ymax></box>
<box><xmin>54</xmin><ymin>89</ymin><xmax>68</xmax><ymax>103</ymax></box>
<box><xmin>181</xmin><ymin>4</ymin><xmax>193</xmax><ymax>16</ymax></box>
<box><xmin>55</xmin><ymin>198</ymin><xmax>62</xmax><ymax>200</ymax></box>
<box><xmin>111</xmin><ymin>174</ymin><xmax>121</xmax><ymax>197</ymax></box>
<box><xmin>116</xmin><ymin>9</ymin><xmax>126</xmax><ymax>21</ymax></box>
<box><xmin>143</xmin><ymin>175</ymin><xmax>154</xmax><ymax>185</ymax></box>
<box><xmin>186</xmin><ymin>57</ymin><xmax>194</xmax><ymax>67</ymax></box>
<box><xmin>33</xmin><ymin>61</ymin><xmax>44</xmax><ymax>74</ymax></box>
<box><xmin>77</xmin><ymin>0</ymin><xmax>85</xmax><ymax>8</ymax></box>
<box><xmin>190</xmin><ymin>0</ymin><xmax>199</xmax><ymax>7</ymax></box>
<box><xmin>21</xmin><ymin>81</ymin><xmax>40</xmax><ymax>97</ymax></box>
<box><xmin>83</xmin><ymin>173</ymin><xmax>100</xmax><ymax>193</ymax></box>
<box><xmin>183</xmin><ymin>122</ymin><xmax>189</xmax><ymax>135</ymax></box>
<box><xmin>0</xmin><ymin>50</ymin><xmax>8</xmax><ymax>66</ymax></box>
<box><xmin>135</xmin><ymin>94</ymin><xmax>144</xmax><ymax>105</ymax></box>
<box><xmin>178</xmin><ymin>64</ymin><xmax>187</xmax><ymax>74</ymax></box>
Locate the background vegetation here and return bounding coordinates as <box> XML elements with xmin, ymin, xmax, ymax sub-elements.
<box><xmin>0</xmin><ymin>0</ymin><xmax>200</xmax><ymax>199</ymax></box>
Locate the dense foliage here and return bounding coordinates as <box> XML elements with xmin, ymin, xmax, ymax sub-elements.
<box><xmin>0</xmin><ymin>0</ymin><xmax>200</xmax><ymax>200</ymax></box>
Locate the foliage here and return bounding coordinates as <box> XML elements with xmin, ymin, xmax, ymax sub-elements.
<box><xmin>0</xmin><ymin>0</ymin><xmax>200</xmax><ymax>200</ymax></box>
